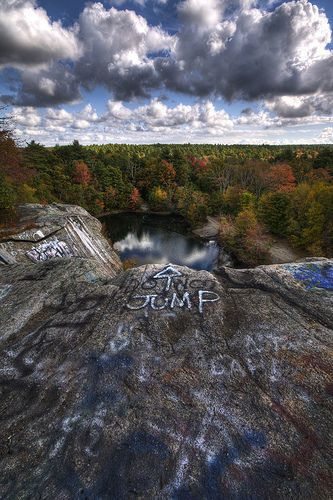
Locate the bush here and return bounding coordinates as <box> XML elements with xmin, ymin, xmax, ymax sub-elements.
<box><xmin>0</xmin><ymin>173</ymin><xmax>16</xmax><ymax>210</ymax></box>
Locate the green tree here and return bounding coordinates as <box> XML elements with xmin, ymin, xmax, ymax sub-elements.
<box><xmin>259</xmin><ymin>192</ymin><xmax>291</xmax><ymax>236</ymax></box>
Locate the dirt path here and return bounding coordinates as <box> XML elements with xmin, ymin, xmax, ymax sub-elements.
<box><xmin>268</xmin><ymin>238</ymin><xmax>305</xmax><ymax>264</ymax></box>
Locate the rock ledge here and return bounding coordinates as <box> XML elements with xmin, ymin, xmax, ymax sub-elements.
<box><xmin>0</xmin><ymin>204</ymin><xmax>332</xmax><ymax>498</ymax></box>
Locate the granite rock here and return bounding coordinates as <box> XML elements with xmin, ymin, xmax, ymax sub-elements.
<box><xmin>0</xmin><ymin>203</ymin><xmax>122</xmax><ymax>276</ymax></box>
<box><xmin>0</xmin><ymin>253</ymin><xmax>332</xmax><ymax>498</ymax></box>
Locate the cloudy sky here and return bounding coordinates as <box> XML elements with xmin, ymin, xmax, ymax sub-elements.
<box><xmin>1</xmin><ymin>0</ymin><xmax>332</xmax><ymax>145</ymax></box>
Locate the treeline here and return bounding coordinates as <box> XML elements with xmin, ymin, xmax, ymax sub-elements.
<box><xmin>0</xmin><ymin>129</ymin><xmax>332</xmax><ymax>263</ymax></box>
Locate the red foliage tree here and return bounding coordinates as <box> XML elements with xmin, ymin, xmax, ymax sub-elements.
<box><xmin>0</xmin><ymin>129</ymin><xmax>35</xmax><ymax>185</ymax></box>
<box><xmin>266</xmin><ymin>164</ymin><xmax>296</xmax><ymax>192</ymax></box>
<box><xmin>129</xmin><ymin>187</ymin><xmax>141</xmax><ymax>210</ymax></box>
<box><xmin>73</xmin><ymin>161</ymin><xmax>91</xmax><ymax>186</ymax></box>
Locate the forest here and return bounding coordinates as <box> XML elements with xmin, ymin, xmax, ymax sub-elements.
<box><xmin>0</xmin><ymin>119</ymin><xmax>332</xmax><ymax>265</ymax></box>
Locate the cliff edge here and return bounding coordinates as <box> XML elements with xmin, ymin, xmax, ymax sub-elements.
<box><xmin>0</xmin><ymin>204</ymin><xmax>332</xmax><ymax>498</ymax></box>
<box><xmin>0</xmin><ymin>203</ymin><xmax>122</xmax><ymax>276</ymax></box>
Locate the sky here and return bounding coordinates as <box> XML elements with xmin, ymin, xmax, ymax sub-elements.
<box><xmin>0</xmin><ymin>0</ymin><xmax>332</xmax><ymax>145</ymax></box>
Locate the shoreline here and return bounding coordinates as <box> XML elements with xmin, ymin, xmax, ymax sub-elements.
<box><xmin>98</xmin><ymin>208</ymin><xmax>173</xmax><ymax>218</ymax></box>
<box><xmin>99</xmin><ymin>210</ymin><xmax>309</xmax><ymax>268</ymax></box>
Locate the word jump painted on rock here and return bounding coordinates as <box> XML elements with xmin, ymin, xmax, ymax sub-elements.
<box><xmin>126</xmin><ymin>265</ymin><xmax>220</xmax><ymax>314</ymax></box>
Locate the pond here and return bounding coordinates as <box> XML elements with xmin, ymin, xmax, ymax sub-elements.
<box><xmin>101</xmin><ymin>212</ymin><xmax>224</xmax><ymax>272</ymax></box>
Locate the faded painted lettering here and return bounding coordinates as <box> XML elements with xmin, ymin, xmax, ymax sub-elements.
<box><xmin>26</xmin><ymin>239</ymin><xmax>74</xmax><ymax>262</ymax></box>
<box><xmin>198</xmin><ymin>290</ymin><xmax>220</xmax><ymax>314</ymax></box>
<box><xmin>153</xmin><ymin>265</ymin><xmax>183</xmax><ymax>291</ymax></box>
<box><xmin>126</xmin><ymin>265</ymin><xmax>220</xmax><ymax>314</ymax></box>
<box><xmin>170</xmin><ymin>292</ymin><xmax>192</xmax><ymax>310</ymax></box>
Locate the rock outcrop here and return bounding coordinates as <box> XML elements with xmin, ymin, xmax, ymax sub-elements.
<box><xmin>0</xmin><ymin>205</ymin><xmax>332</xmax><ymax>499</ymax></box>
<box><xmin>0</xmin><ymin>203</ymin><xmax>122</xmax><ymax>276</ymax></box>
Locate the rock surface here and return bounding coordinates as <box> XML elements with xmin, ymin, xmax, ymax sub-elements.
<box><xmin>0</xmin><ymin>236</ymin><xmax>332</xmax><ymax>498</ymax></box>
<box><xmin>193</xmin><ymin>216</ymin><xmax>220</xmax><ymax>239</ymax></box>
<box><xmin>0</xmin><ymin>203</ymin><xmax>122</xmax><ymax>276</ymax></box>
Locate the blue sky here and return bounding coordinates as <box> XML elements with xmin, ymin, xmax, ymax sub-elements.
<box><xmin>0</xmin><ymin>0</ymin><xmax>332</xmax><ymax>144</ymax></box>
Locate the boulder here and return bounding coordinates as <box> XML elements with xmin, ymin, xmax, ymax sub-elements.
<box><xmin>0</xmin><ymin>203</ymin><xmax>122</xmax><ymax>276</ymax></box>
<box><xmin>0</xmin><ymin>253</ymin><xmax>332</xmax><ymax>498</ymax></box>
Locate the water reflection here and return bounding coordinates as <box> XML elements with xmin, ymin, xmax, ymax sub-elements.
<box><xmin>101</xmin><ymin>213</ymin><xmax>220</xmax><ymax>271</ymax></box>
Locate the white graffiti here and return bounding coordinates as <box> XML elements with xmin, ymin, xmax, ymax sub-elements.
<box><xmin>127</xmin><ymin>265</ymin><xmax>220</xmax><ymax>314</ymax></box>
<box><xmin>198</xmin><ymin>290</ymin><xmax>219</xmax><ymax>313</ymax></box>
<box><xmin>109</xmin><ymin>323</ymin><xmax>133</xmax><ymax>353</ymax></box>
<box><xmin>127</xmin><ymin>292</ymin><xmax>193</xmax><ymax>311</ymax></box>
<box><xmin>26</xmin><ymin>239</ymin><xmax>74</xmax><ymax>262</ymax></box>
<box><xmin>152</xmin><ymin>265</ymin><xmax>183</xmax><ymax>291</ymax></box>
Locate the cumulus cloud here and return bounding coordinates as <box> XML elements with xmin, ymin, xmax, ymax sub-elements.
<box><xmin>13</xmin><ymin>106</ymin><xmax>41</xmax><ymax>127</ymax></box>
<box><xmin>9</xmin><ymin>96</ymin><xmax>332</xmax><ymax>146</ymax></box>
<box><xmin>106</xmin><ymin>98</ymin><xmax>233</xmax><ymax>133</ymax></box>
<box><xmin>160</xmin><ymin>0</ymin><xmax>333</xmax><ymax>101</ymax></box>
<box><xmin>75</xmin><ymin>2</ymin><xmax>174</xmax><ymax>99</ymax></box>
<box><xmin>2</xmin><ymin>63</ymin><xmax>81</xmax><ymax>106</ymax></box>
<box><xmin>266</xmin><ymin>94</ymin><xmax>333</xmax><ymax>118</ymax></box>
<box><xmin>318</xmin><ymin>127</ymin><xmax>333</xmax><ymax>143</ymax></box>
<box><xmin>178</xmin><ymin>0</ymin><xmax>222</xmax><ymax>31</ymax></box>
<box><xmin>0</xmin><ymin>0</ymin><xmax>332</xmax><ymax>120</ymax></box>
<box><xmin>0</xmin><ymin>0</ymin><xmax>81</xmax><ymax>68</ymax></box>
<box><xmin>12</xmin><ymin>99</ymin><xmax>234</xmax><ymax>144</ymax></box>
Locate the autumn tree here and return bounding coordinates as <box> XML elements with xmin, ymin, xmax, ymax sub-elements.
<box><xmin>266</xmin><ymin>164</ymin><xmax>296</xmax><ymax>192</ymax></box>
<box><xmin>205</xmin><ymin>158</ymin><xmax>235</xmax><ymax>193</ymax></box>
<box><xmin>175</xmin><ymin>186</ymin><xmax>208</xmax><ymax>225</ymax></box>
<box><xmin>236</xmin><ymin>207</ymin><xmax>270</xmax><ymax>264</ymax></box>
<box><xmin>129</xmin><ymin>187</ymin><xmax>142</xmax><ymax>210</ymax></box>
<box><xmin>73</xmin><ymin>161</ymin><xmax>91</xmax><ymax>186</ymax></box>
<box><xmin>219</xmin><ymin>207</ymin><xmax>269</xmax><ymax>266</ymax></box>
<box><xmin>148</xmin><ymin>186</ymin><xmax>169</xmax><ymax>211</ymax></box>
<box><xmin>222</xmin><ymin>186</ymin><xmax>256</xmax><ymax>215</ymax></box>
<box><xmin>158</xmin><ymin>160</ymin><xmax>176</xmax><ymax>189</ymax></box>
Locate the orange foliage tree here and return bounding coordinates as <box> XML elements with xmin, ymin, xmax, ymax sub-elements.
<box><xmin>266</xmin><ymin>164</ymin><xmax>296</xmax><ymax>192</ymax></box>
<box><xmin>158</xmin><ymin>160</ymin><xmax>176</xmax><ymax>188</ymax></box>
<box><xmin>73</xmin><ymin>161</ymin><xmax>91</xmax><ymax>186</ymax></box>
<box><xmin>129</xmin><ymin>187</ymin><xmax>142</xmax><ymax>210</ymax></box>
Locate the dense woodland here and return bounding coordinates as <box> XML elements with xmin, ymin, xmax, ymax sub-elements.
<box><xmin>0</xmin><ymin>117</ymin><xmax>332</xmax><ymax>265</ymax></box>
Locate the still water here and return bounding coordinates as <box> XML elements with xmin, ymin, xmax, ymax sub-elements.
<box><xmin>101</xmin><ymin>213</ymin><xmax>220</xmax><ymax>271</ymax></box>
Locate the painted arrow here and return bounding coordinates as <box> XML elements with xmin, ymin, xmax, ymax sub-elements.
<box><xmin>152</xmin><ymin>265</ymin><xmax>183</xmax><ymax>291</ymax></box>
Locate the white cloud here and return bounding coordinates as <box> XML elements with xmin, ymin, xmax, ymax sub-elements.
<box><xmin>46</xmin><ymin>108</ymin><xmax>73</xmax><ymax>122</ymax></box>
<box><xmin>0</xmin><ymin>0</ymin><xmax>332</xmax><ymax>137</ymax></box>
<box><xmin>75</xmin><ymin>3</ymin><xmax>174</xmax><ymax>99</ymax></box>
<box><xmin>13</xmin><ymin>106</ymin><xmax>41</xmax><ymax>127</ymax></box>
<box><xmin>11</xmin><ymin>97</ymin><xmax>332</xmax><ymax>146</ymax></box>
<box><xmin>108</xmin><ymin>101</ymin><xmax>133</xmax><ymax>120</ymax></box>
<box><xmin>266</xmin><ymin>94</ymin><xmax>333</xmax><ymax>118</ymax></box>
<box><xmin>0</xmin><ymin>0</ymin><xmax>81</xmax><ymax>68</ymax></box>
<box><xmin>160</xmin><ymin>0</ymin><xmax>333</xmax><ymax>100</ymax></box>
<box><xmin>318</xmin><ymin>127</ymin><xmax>333</xmax><ymax>143</ymax></box>
<box><xmin>106</xmin><ymin>98</ymin><xmax>234</xmax><ymax>132</ymax></box>
<box><xmin>178</xmin><ymin>0</ymin><xmax>222</xmax><ymax>31</ymax></box>
<box><xmin>72</xmin><ymin>119</ymin><xmax>90</xmax><ymax>129</ymax></box>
